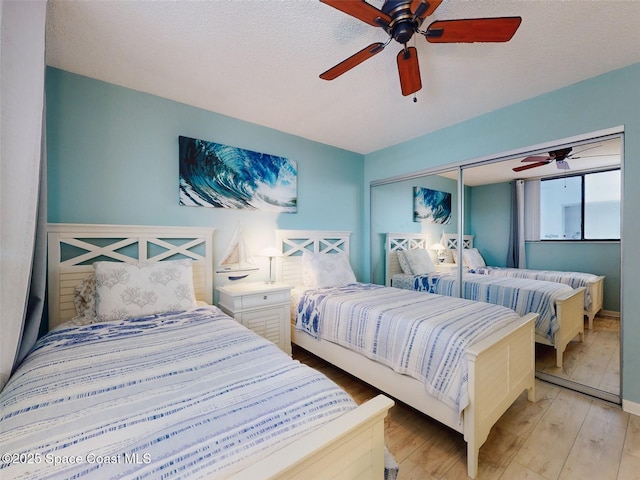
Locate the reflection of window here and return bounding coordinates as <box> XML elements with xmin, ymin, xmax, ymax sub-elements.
<box><xmin>539</xmin><ymin>169</ymin><xmax>620</xmax><ymax>240</ymax></box>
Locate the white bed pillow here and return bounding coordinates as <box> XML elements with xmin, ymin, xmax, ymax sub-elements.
<box><xmin>402</xmin><ymin>248</ymin><xmax>435</xmax><ymax>275</ymax></box>
<box><xmin>94</xmin><ymin>259</ymin><xmax>198</xmax><ymax>322</ymax></box>
<box><xmin>396</xmin><ymin>251</ymin><xmax>413</xmax><ymax>274</ymax></box>
<box><xmin>462</xmin><ymin>248</ymin><xmax>486</xmax><ymax>268</ymax></box>
<box><xmin>301</xmin><ymin>251</ymin><xmax>356</xmax><ymax>288</ymax></box>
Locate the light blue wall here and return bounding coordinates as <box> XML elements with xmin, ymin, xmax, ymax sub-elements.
<box><xmin>46</xmin><ymin>68</ymin><xmax>365</xmax><ymax>284</ymax></box>
<box><xmin>364</xmin><ymin>62</ymin><xmax>640</xmax><ymax>404</ymax></box>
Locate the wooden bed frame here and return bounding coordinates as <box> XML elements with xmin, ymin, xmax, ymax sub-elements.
<box><xmin>275</xmin><ymin>229</ymin><xmax>537</xmax><ymax>479</ymax></box>
<box><xmin>47</xmin><ymin>223</ymin><xmax>394</xmax><ymax>480</ymax></box>
<box><xmin>386</xmin><ymin>232</ymin><xmax>585</xmax><ymax>368</ymax></box>
<box><xmin>442</xmin><ymin>233</ymin><xmax>605</xmax><ymax>329</ymax></box>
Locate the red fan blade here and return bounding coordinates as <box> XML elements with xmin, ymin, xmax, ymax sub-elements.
<box><xmin>320</xmin><ymin>42</ymin><xmax>386</xmax><ymax>80</ymax></box>
<box><xmin>320</xmin><ymin>0</ymin><xmax>391</xmax><ymax>27</ymax></box>
<box><xmin>512</xmin><ymin>161</ymin><xmax>551</xmax><ymax>172</ymax></box>
<box><xmin>425</xmin><ymin>17</ymin><xmax>522</xmax><ymax>43</ymax></box>
<box><xmin>397</xmin><ymin>47</ymin><xmax>422</xmax><ymax>96</ymax></box>
<box><xmin>410</xmin><ymin>0</ymin><xmax>443</xmax><ymax>20</ymax></box>
<box><xmin>522</xmin><ymin>155</ymin><xmax>552</xmax><ymax>163</ymax></box>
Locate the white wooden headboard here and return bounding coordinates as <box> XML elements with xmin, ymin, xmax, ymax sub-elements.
<box><xmin>385</xmin><ymin>233</ymin><xmax>430</xmax><ymax>286</ymax></box>
<box><xmin>274</xmin><ymin>230</ymin><xmax>351</xmax><ymax>286</ymax></box>
<box><xmin>47</xmin><ymin>223</ymin><xmax>215</xmax><ymax>330</ymax></box>
<box><xmin>442</xmin><ymin>233</ymin><xmax>475</xmax><ymax>251</ymax></box>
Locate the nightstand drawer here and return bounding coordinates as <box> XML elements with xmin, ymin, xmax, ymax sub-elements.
<box><xmin>241</xmin><ymin>290</ymin><xmax>289</xmax><ymax>309</ymax></box>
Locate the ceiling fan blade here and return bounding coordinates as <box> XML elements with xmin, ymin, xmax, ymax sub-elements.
<box><xmin>397</xmin><ymin>47</ymin><xmax>422</xmax><ymax>96</ymax></box>
<box><xmin>512</xmin><ymin>161</ymin><xmax>551</xmax><ymax>172</ymax></box>
<box><xmin>521</xmin><ymin>155</ymin><xmax>552</xmax><ymax>163</ymax></box>
<box><xmin>320</xmin><ymin>0</ymin><xmax>391</xmax><ymax>27</ymax></box>
<box><xmin>425</xmin><ymin>17</ymin><xmax>522</xmax><ymax>43</ymax></box>
<box><xmin>570</xmin><ymin>144</ymin><xmax>602</xmax><ymax>158</ymax></box>
<box><xmin>411</xmin><ymin>0</ymin><xmax>443</xmax><ymax>20</ymax></box>
<box><xmin>320</xmin><ymin>42</ymin><xmax>386</xmax><ymax>80</ymax></box>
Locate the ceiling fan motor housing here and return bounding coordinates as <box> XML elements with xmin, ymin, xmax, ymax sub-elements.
<box><xmin>382</xmin><ymin>0</ymin><xmax>422</xmax><ymax>44</ymax></box>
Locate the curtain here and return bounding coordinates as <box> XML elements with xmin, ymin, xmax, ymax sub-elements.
<box><xmin>507</xmin><ymin>180</ymin><xmax>527</xmax><ymax>268</ymax></box>
<box><xmin>0</xmin><ymin>0</ymin><xmax>48</xmax><ymax>390</ymax></box>
<box><xmin>524</xmin><ymin>179</ymin><xmax>541</xmax><ymax>241</ymax></box>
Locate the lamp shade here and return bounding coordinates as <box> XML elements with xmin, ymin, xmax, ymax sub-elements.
<box><xmin>429</xmin><ymin>243</ymin><xmax>445</xmax><ymax>252</ymax></box>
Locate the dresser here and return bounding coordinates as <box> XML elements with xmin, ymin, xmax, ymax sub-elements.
<box><xmin>217</xmin><ymin>282</ymin><xmax>293</xmax><ymax>355</ymax></box>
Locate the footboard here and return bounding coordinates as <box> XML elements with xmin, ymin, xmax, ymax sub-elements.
<box><xmin>229</xmin><ymin>394</ymin><xmax>394</xmax><ymax>480</ymax></box>
<box><xmin>464</xmin><ymin>313</ymin><xmax>537</xmax><ymax>479</ymax></box>
<box><xmin>586</xmin><ymin>276</ymin><xmax>605</xmax><ymax>329</ymax></box>
<box><xmin>546</xmin><ymin>287</ymin><xmax>586</xmax><ymax>368</ymax></box>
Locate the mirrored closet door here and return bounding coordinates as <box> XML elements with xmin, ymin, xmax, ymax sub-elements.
<box><xmin>370</xmin><ymin>132</ymin><xmax>622</xmax><ymax>404</ymax></box>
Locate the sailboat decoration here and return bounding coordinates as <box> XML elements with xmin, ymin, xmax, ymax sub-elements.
<box><xmin>216</xmin><ymin>226</ymin><xmax>259</xmax><ymax>280</ymax></box>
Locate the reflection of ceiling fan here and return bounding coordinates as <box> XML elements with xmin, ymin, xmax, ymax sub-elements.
<box><xmin>512</xmin><ymin>145</ymin><xmax>603</xmax><ymax>172</ymax></box>
<box><xmin>319</xmin><ymin>0</ymin><xmax>522</xmax><ymax>97</ymax></box>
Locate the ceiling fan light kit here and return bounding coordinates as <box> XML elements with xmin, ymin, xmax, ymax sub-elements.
<box><xmin>319</xmin><ymin>0</ymin><xmax>522</xmax><ymax>97</ymax></box>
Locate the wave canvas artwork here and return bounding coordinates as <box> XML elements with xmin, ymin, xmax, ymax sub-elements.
<box><xmin>179</xmin><ymin>136</ymin><xmax>297</xmax><ymax>213</ymax></box>
<box><xmin>414</xmin><ymin>186</ymin><xmax>451</xmax><ymax>223</ymax></box>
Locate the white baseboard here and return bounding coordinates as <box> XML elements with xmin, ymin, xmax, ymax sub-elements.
<box><xmin>622</xmin><ymin>399</ymin><xmax>640</xmax><ymax>416</ymax></box>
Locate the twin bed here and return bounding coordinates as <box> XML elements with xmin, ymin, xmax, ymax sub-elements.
<box><xmin>1</xmin><ymin>224</ymin><xmax>394</xmax><ymax>480</ymax></box>
<box><xmin>441</xmin><ymin>233</ymin><xmax>605</xmax><ymax>329</ymax></box>
<box><xmin>276</xmin><ymin>230</ymin><xmax>537</xmax><ymax>479</ymax></box>
<box><xmin>385</xmin><ymin>232</ymin><xmax>600</xmax><ymax>368</ymax></box>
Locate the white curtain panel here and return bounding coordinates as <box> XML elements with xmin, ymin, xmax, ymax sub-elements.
<box><xmin>524</xmin><ymin>179</ymin><xmax>541</xmax><ymax>242</ymax></box>
<box><xmin>0</xmin><ymin>0</ymin><xmax>47</xmax><ymax>389</ymax></box>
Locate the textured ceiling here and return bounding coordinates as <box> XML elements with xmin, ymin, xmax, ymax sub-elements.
<box><xmin>45</xmin><ymin>0</ymin><xmax>640</xmax><ymax>155</ymax></box>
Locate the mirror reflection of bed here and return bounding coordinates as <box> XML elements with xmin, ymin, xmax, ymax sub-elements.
<box><xmin>371</xmin><ymin>133</ymin><xmax>621</xmax><ymax>403</ymax></box>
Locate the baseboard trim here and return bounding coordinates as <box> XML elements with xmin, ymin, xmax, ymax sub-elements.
<box><xmin>599</xmin><ymin>310</ymin><xmax>620</xmax><ymax>318</ymax></box>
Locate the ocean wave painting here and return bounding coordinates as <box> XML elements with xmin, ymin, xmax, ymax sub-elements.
<box><xmin>179</xmin><ymin>136</ymin><xmax>297</xmax><ymax>213</ymax></box>
<box><xmin>414</xmin><ymin>186</ymin><xmax>451</xmax><ymax>224</ymax></box>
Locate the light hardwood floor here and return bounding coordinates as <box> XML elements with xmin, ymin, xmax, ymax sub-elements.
<box><xmin>536</xmin><ymin>314</ymin><xmax>620</xmax><ymax>395</ymax></box>
<box><xmin>293</xmin><ymin>331</ymin><xmax>638</xmax><ymax>479</ymax></box>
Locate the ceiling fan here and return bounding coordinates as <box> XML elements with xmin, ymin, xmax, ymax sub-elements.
<box><xmin>319</xmin><ymin>0</ymin><xmax>522</xmax><ymax>97</ymax></box>
<box><xmin>512</xmin><ymin>145</ymin><xmax>604</xmax><ymax>172</ymax></box>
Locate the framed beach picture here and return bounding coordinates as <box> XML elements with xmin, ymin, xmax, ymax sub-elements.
<box><xmin>413</xmin><ymin>186</ymin><xmax>451</xmax><ymax>223</ymax></box>
<box><xmin>179</xmin><ymin>136</ymin><xmax>297</xmax><ymax>213</ymax></box>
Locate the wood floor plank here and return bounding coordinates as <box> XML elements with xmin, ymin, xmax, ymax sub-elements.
<box><xmin>512</xmin><ymin>388</ymin><xmax>591</xmax><ymax>479</ymax></box>
<box><xmin>558</xmin><ymin>402</ymin><xmax>628</xmax><ymax>480</ymax></box>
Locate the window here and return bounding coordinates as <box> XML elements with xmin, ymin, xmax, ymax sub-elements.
<box><xmin>539</xmin><ymin>169</ymin><xmax>620</xmax><ymax>240</ymax></box>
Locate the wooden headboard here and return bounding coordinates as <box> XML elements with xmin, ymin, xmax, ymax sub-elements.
<box><xmin>442</xmin><ymin>233</ymin><xmax>475</xmax><ymax>251</ymax></box>
<box><xmin>47</xmin><ymin>223</ymin><xmax>215</xmax><ymax>330</ymax></box>
<box><xmin>385</xmin><ymin>233</ymin><xmax>430</xmax><ymax>286</ymax></box>
<box><xmin>274</xmin><ymin>230</ymin><xmax>351</xmax><ymax>286</ymax></box>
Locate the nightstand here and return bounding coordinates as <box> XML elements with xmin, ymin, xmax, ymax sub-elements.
<box><xmin>217</xmin><ymin>282</ymin><xmax>293</xmax><ymax>355</ymax></box>
<box><xmin>435</xmin><ymin>262</ymin><xmax>458</xmax><ymax>273</ymax></box>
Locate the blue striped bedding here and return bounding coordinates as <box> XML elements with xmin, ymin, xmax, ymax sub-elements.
<box><xmin>392</xmin><ymin>272</ymin><xmax>574</xmax><ymax>342</ymax></box>
<box><xmin>295</xmin><ymin>283</ymin><xmax>520</xmax><ymax>413</ymax></box>
<box><xmin>1</xmin><ymin>306</ymin><xmax>359</xmax><ymax>479</ymax></box>
<box><xmin>468</xmin><ymin>266</ymin><xmax>597</xmax><ymax>310</ymax></box>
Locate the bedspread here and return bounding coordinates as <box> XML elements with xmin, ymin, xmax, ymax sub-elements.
<box><xmin>468</xmin><ymin>266</ymin><xmax>598</xmax><ymax>310</ymax></box>
<box><xmin>1</xmin><ymin>306</ymin><xmax>357</xmax><ymax>479</ymax></box>
<box><xmin>393</xmin><ymin>272</ymin><xmax>573</xmax><ymax>341</ymax></box>
<box><xmin>295</xmin><ymin>283</ymin><xmax>520</xmax><ymax>413</ymax></box>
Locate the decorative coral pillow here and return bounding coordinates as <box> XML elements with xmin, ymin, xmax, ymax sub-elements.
<box><xmin>396</xmin><ymin>251</ymin><xmax>413</xmax><ymax>274</ymax></box>
<box><xmin>301</xmin><ymin>252</ymin><xmax>356</xmax><ymax>288</ymax></box>
<box><xmin>94</xmin><ymin>260</ymin><xmax>197</xmax><ymax>322</ymax></box>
